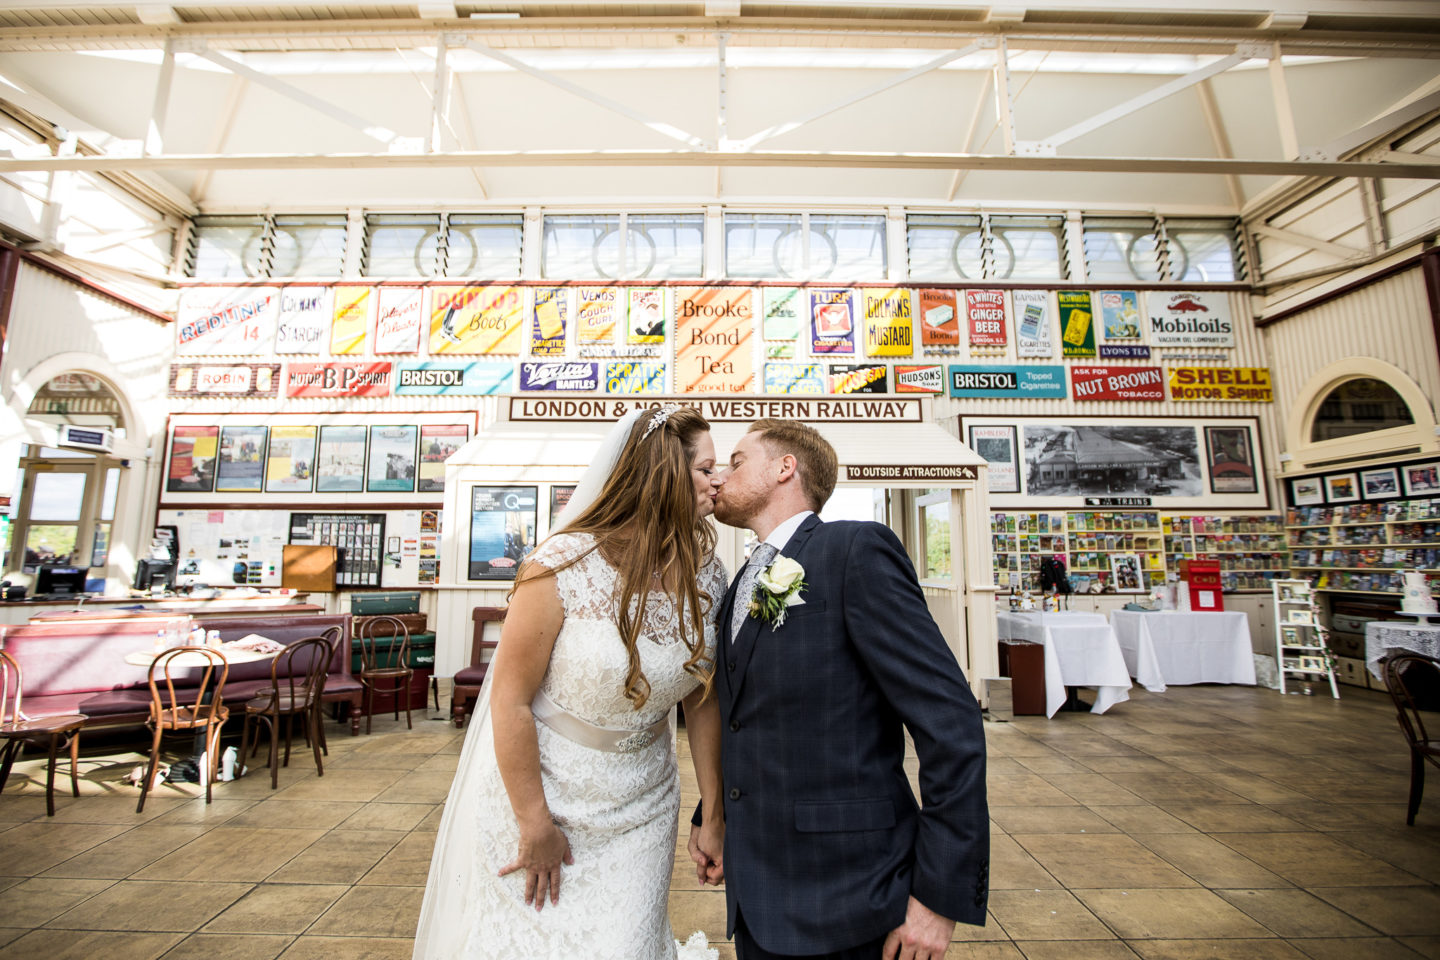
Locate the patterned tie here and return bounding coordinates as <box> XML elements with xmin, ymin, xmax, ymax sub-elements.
<box><xmin>730</xmin><ymin>542</ymin><xmax>778</xmax><ymax>642</ymax></box>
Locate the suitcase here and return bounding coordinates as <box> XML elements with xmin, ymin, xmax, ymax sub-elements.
<box><xmin>351</xmin><ymin>591</ymin><xmax>421</xmax><ymax>616</ymax></box>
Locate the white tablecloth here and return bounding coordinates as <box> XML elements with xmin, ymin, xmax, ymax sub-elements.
<box><xmin>1365</xmin><ymin>621</ymin><xmax>1440</xmax><ymax>679</ymax></box>
<box><xmin>997</xmin><ymin>611</ymin><xmax>1146</xmax><ymax>717</ymax></box>
<box><xmin>1110</xmin><ymin>610</ymin><xmax>1256</xmax><ymax>686</ymax></box>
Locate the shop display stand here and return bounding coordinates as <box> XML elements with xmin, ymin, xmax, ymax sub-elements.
<box><xmin>1272</xmin><ymin>578</ymin><xmax>1339</xmax><ymax>698</ymax></box>
<box><xmin>1285</xmin><ymin>497</ymin><xmax>1440</xmax><ymax>595</ymax></box>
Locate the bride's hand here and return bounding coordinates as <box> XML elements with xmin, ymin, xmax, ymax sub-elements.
<box><xmin>498</xmin><ymin>821</ymin><xmax>575</xmax><ymax>910</ymax></box>
<box><xmin>694</xmin><ymin>818</ymin><xmax>725</xmax><ymax>886</ymax></box>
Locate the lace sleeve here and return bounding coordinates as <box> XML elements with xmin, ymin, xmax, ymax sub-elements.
<box><xmin>699</xmin><ymin>552</ymin><xmax>729</xmax><ymax>630</ymax></box>
<box><xmin>528</xmin><ymin>533</ymin><xmax>605</xmax><ymax>620</ymax></box>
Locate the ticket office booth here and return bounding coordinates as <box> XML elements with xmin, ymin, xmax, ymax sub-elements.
<box><xmin>435</xmin><ymin>395</ymin><xmax>997</xmax><ymax>700</ymax></box>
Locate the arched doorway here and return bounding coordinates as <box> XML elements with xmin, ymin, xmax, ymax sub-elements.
<box><xmin>1282</xmin><ymin>360</ymin><xmax>1438</xmax><ymax>474</ymax></box>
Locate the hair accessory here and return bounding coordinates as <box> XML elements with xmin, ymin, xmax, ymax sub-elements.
<box><xmin>641</xmin><ymin>403</ymin><xmax>679</xmax><ymax>440</ymax></box>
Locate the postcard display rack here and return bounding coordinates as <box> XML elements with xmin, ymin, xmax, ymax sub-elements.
<box><xmin>1286</xmin><ymin>497</ymin><xmax>1440</xmax><ymax>595</ymax></box>
<box><xmin>1271</xmin><ymin>579</ymin><xmax>1339</xmax><ymax>698</ymax></box>
<box><xmin>990</xmin><ymin>511</ymin><xmax>1289</xmax><ymax>594</ymax></box>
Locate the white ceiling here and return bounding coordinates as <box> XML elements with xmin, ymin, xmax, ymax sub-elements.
<box><xmin>0</xmin><ymin>1</ymin><xmax>1437</xmax><ymax>216</ymax></box>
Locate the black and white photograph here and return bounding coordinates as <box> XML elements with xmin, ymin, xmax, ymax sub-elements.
<box><xmin>1022</xmin><ymin>424</ymin><xmax>1202</xmax><ymax>498</ymax></box>
<box><xmin>968</xmin><ymin>425</ymin><xmax>1019</xmax><ymax>493</ymax></box>
<box><xmin>1360</xmin><ymin>466</ymin><xmax>1400</xmax><ymax>500</ymax></box>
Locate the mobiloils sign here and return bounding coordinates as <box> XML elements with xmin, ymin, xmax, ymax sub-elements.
<box><xmin>947</xmin><ymin>365</ymin><xmax>1067</xmax><ymax>399</ymax></box>
<box><xmin>1146</xmin><ymin>290</ymin><xmax>1235</xmax><ymax>347</ymax></box>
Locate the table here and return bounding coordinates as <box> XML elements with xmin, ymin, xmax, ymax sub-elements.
<box><xmin>1110</xmin><ymin>611</ymin><xmax>1256</xmax><ymax>686</ymax></box>
<box><xmin>124</xmin><ymin>646</ymin><xmax>278</xmax><ymax>668</ymax></box>
<box><xmin>1365</xmin><ymin>620</ymin><xmax>1440</xmax><ymax>680</ymax></box>
<box><xmin>997</xmin><ymin>611</ymin><xmax>1157</xmax><ymax>717</ymax></box>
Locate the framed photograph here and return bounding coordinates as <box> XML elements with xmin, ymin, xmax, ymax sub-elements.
<box><xmin>1280</xmin><ymin>624</ymin><xmax>1303</xmax><ymax>645</ymax></box>
<box><xmin>214</xmin><ymin>425</ymin><xmax>268</xmax><ymax>492</ymax></box>
<box><xmin>367</xmin><ymin>425</ymin><xmax>418</xmax><ymax>493</ymax></box>
<box><xmin>469</xmin><ymin>485</ymin><xmax>538</xmax><ymax>580</ymax></box>
<box><xmin>1109</xmin><ymin>552</ymin><xmax>1143</xmax><ymax>592</ymax></box>
<box><xmin>264</xmin><ymin>425</ymin><xmax>316</xmax><ymax>493</ymax></box>
<box><xmin>1360</xmin><ymin>467</ymin><xmax>1400</xmax><ymax>500</ymax></box>
<box><xmin>967</xmin><ymin>424</ymin><xmax>1020</xmax><ymax>494</ymax></box>
<box><xmin>166</xmin><ymin>425</ymin><xmax>218</xmax><ymax>493</ymax></box>
<box><xmin>1287</xmin><ymin>608</ymin><xmax>1315</xmax><ymax>625</ymax></box>
<box><xmin>417</xmin><ymin>424</ymin><xmax>469</xmax><ymax>493</ymax></box>
<box><xmin>1324</xmin><ymin>472</ymin><xmax>1359</xmax><ymax>504</ymax></box>
<box><xmin>315</xmin><ymin>425</ymin><xmax>367</xmax><ymax>492</ymax></box>
<box><xmin>1402</xmin><ymin>462</ymin><xmax>1440</xmax><ymax>497</ymax></box>
<box><xmin>1204</xmin><ymin>425</ymin><xmax>1257</xmax><ymax>494</ymax></box>
<box><xmin>1291</xmin><ymin>476</ymin><xmax>1324</xmax><ymax>506</ymax></box>
<box><xmin>1278</xmin><ymin>582</ymin><xmax>1310</xmax><ymax>602</ymax></box>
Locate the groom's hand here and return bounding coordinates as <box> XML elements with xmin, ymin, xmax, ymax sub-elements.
<box><xmin>881</xmin><ymin>896</ymin><xmax>955</xmax><ymax>960</ymax></box>
<box><xmin>687</xmin><ymin>822</ymin><xmax>725</xmax><ymax>886</ymax></box>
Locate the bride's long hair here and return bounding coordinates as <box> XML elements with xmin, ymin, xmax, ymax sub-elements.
<box><xmin>517</xmin><ymin>406</ymin><xmax>717</xmax><ymax>710</ymax></box>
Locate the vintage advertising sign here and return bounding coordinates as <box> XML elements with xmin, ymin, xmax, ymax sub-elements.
<box><xmin>510</xmin><ymin>396</ymin><xmax>924</xmax><ymax>423</ymax></box>
<box><xmin>167</xmin><ymin>425</ymin><xmax>218</xmax><ymax>492</ymax></box>
<box><xmin>605</xmin><ymin>361</ymin><xmax>665</xmax><ymax>393</ymax></box>
<box><xmin>861</xmin><ymin>288</ymin><xmax>914</xmax><ymax>357</ymax></box>
<box><xmin>763</xmin><ymin>288</ymin><xmax>803</xmax><ymax>343</ymax></box>
<box><xmin>1100</xmin><ymin>344</ymin><xmax>1151</xmax><ymax>360</ymax></box>
<box><xmin>169</xmin><ymin>363</ymin><xmax>280</xmax><ymax>398</ymax></box>
<box><xmin>917</xmin><ymin>288</ymin><xmax>961</xmax><ymax>349</ymax></box>
<box><xmin>1098</xmin><ymin>290</ymin><xmax>1143</xmax><ymax>341</ymax></box>
<box><xmin>948</xmin><ymin>365</ymin><xmax>1067</xmax><ymax>399</ymax></box>
<box><xmin>577</xmin><ymin>287</ymin><xmax>619</xmax><ymax>354</ymax></box>
<box><xmin>1168</xmin><ymin>367</ymin><xmax>1273</xmax><ymax>402</ymax></box>
<box><xmin>1070</xmin><ymin>365</ymin><xmax>1165</xmax><ymax>401</ymax></box>
<box><xmin>374</xmin><ymin>287</ymin><xmax>424</xmax><ymax>354</ymax></box>
<box><xmin>1057</xmin><ymin>290</ymin><xmax>1097</xmax><ymax>358</ymax></box>
<box><xmin>894</xmin><ymin>364</ymin><xmax>944</xmax><ymax>394</ymax></box>
<box><xmin>965</xmin><ymin>289</ymin><xmax>1008</xmax><ymax>348</ymax></box>
<box><xmin>674</xmin><ymin>286</ymin><xmax>754</xmax><ymax>393</ymax></box>
<box><xmin>393</xmin><ymin>362</ymin><xmax>514</xmax><ymax>395</ymax></box>
<box><xmin>809</xmin><ymin>288</ymin><xmax>855</xmax><ymax>354</ymax></box>
<box><xmin>275</xmin><ymin>286</ymin><xmax>331</xmax><ymax>354</ymax></box>
<box><xmin>764</xmin><ymin>362</ymin><xmax>826</xmax><ymax>394</ymax></box>
<box><xmin>176</xmin><ymin>287</ymin><xmax>279</xmax><ymax>356</ymax></box>
<box><xmin>330</xmin><ymin>286</ymin><xmax>372</xmax><ymax>355</ymax></box>
<box><xmin>519</xmin><ymin>361</ymin><xmax>601</xmax><ymax>392</ymax></box>
<box><xmin>531</xmin><ymin>287</ymin><xmax>568</xmax><ymax>357</ymax></box>
<box><xmin>628</xmin><ymin>288</ymin><xmax>665</xmax><ymax>345</ymax></box>
<box><xmin>429</xmin><ymin>285</ymin><xmax>523</xmax><ymax>355</ymax></box>
<box><xmin>1146</xmin><ymin>290</ymin><xmax>1235</xmax><ymax>347</ymax></box>
<box><xmin>829</xmin><ymin>363</ymin><xmax>889</xmax><ymax>394</ymax></box>
<box><xmin>1012</xmin><ymin>289</ymin><xmax>1053</xmax><ymax>358</ymax></box>
<box><xmin>285</xmin><ymin>361</ymin><xmax>393</xmax><ymax>398</ymax></box>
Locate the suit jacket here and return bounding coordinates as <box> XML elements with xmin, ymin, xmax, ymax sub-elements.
<box><xmin>712</xmin><ymin>515</ymin><xmax>988</xmax><ymax>954</ymax></box>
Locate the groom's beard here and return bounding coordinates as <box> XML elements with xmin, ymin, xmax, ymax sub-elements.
<box><xmin>713</xmin><ymin>487</ymin><xmax>761</xmax><ymax>529</ymax></box>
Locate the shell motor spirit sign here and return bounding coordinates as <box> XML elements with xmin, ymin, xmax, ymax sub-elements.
<box><xmin>1168</xmin><ymin>367</ymin><xmax>1273</xmax><ymax>402</ymax></box>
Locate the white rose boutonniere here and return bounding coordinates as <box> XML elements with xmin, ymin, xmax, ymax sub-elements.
<box><xmin>750</xmin><ymin>555</ymin><xmax>807</xmax><ymax>630</ymax></box>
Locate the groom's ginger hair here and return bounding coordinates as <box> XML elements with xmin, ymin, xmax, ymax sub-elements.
<box><xmin>747</xmin><ymin>418</ymin><xmax>837</xmax><ymax>511</ymax></box>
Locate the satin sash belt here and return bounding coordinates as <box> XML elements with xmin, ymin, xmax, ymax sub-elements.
<box><xmin>531</xmin><ymin>689</ymin><xmax>668</xmax><ymax>753</ymax></box>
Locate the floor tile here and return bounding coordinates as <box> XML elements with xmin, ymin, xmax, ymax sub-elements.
<box><xmin>989</xmin><ymin>889</ymin><xmax>1115</xmax><ymax>940</ymax></box>
<box><xmin>1215</xmin><ymin>888</ymin><xmax>1379</xmax><ymax>938</ymax></box>
<box><xmin>1288</xmin><ymin>939</ymin><xmax>1433</xmax><ymax>959</ymax></box>
<box><xmin>158</xmin><ymin>933</ymin><xmax>297</xmax><ymax>960</ymax></box>
<box><xmin>0</xmin><ymin>929</ymin><xmax>184</xmax><ymax>960</ymax></box>
<box><xmin>1076</xmin><ymin>888</ymin><xmax>1272</xmax><ymax>940</ymax></box>
<box><xmin>991</xmin><ymin>805</ymin><xmax>1120</xmax><ymax>835</ymax></box>
<box><xmin>334</xmin><ymin>802</ymin><xmax>434</xmax><ymax>833</ymax></box>
<box><xmin>0</xmin><ymin>821</ymin><xmax>130</xmax><ymax>875</ymax></box>
<box><xmin>1089</xmin><ymin>806</ymin><xmax>1197</xmax><ymax>835</ymax></box>
<box><xmin>1135</xmin><ymin>833</ymin><xmax>1290</xmax><ymax>888</ymax></box>
<box><xmin>271</xmin><ymin>769</ymin><xmax>406</xmax><ymax>803</ymax></box>
<box><xmin>988</xmin><ymin>834</ymin><xmax>1063</xmax><ymax>890</ymax></box>
<box><xmin>265</xmin><ymin>831</ymin><xmax>404</xmax><ymax>885</ymax></box>
<box><xmin>47</xmin><ymin>879</ymin><xmax>252</xmax><ymax>932</ymax></box>
<box><xmin>133</xmin><ymin>826</ymin><xmax>328</xmax><ymax>882</ymax></box>
<box><xmin>1396</xmin><ymin>937</ymin><xmax>1440</xmax><ymax>959</ymax></box>
<box><xmin>0</xmin><ymin>877</ymin><xmax>115</xmax><ymax>927</ymax></box>
<box><xmin>1153</xmin><ymin>802</ymin><xmax>1305</xmax><ymax>833</ymax></box>
<box><xmin>276</xmin><ymin>936</ymin><xmax>414</xmax><ymax>960</ymax></box>
<box><xmin>1124</xmin><ymin>938</ymin><xmax>1308</xmax><ymax>959</ymax></box>
<box><xmin>358</xmin><ymin>832</ymin><xmax>437</xmax><ymax>886</ymax></box>
<box><xmin>202</xmin><ymin>883</ymin><xmax>350</xmax><ymax>935</ymax></box>
<box><xmin>1307</xmin><ymin>886</ymin><xmax>1440</xmax><ymax>937</ymax></box>
<box><xmin>1047</xmin><ymin>775</ymin><xmax>1146</xmax><ymax>806</ymax></box>
<box><xmin>1215</xmin><ymin>834</ymin><xmax>1426</xmax><ymax>887</ymax></box>
<box><xmin>42</xmin><ymin>824</ymin><xmax>208</xmax><ymax>879</ymax></box>
<box><xmin>1016</xmin><ymin>835</ymin><xmax>1199</xmax><ymax>889</ymax></box>
<box><xmin>1017</xmin><ymin>943</ymin><xmax>1141</xmax><ymax>960</ymax></box>
<box><xmin>306</xmin><ymin>885</ymin><xmax>425</xmax><ymax>938</ymax></box>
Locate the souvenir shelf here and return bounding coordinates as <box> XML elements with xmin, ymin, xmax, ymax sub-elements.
<box><xmin>1285</xmin><ymin>497</ymin><xmax>1440</xmax><ymax>595</ymax></box>
<box><xmin>990</xmin><ymin>512</ymin><xmax>1067</xmax><ymax>593</ymax></box>
<box><xmin>1162</xmin><ymin>514</ymin><xmax>1290</xmax><ymax>593</ymax></box>
<box><xmin>1064</xmin><ymin>510</ymin><xmax>1164</xmax><ymax>590</ymax></box>
<box><xmin>1271</xmin><ymin>578</ymin><xmax>1339</xmax><ymax>698</ymax></box>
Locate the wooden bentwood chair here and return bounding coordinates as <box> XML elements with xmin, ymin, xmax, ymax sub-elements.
<box><xmin>0</xmin><ymin>651</ymin><xmax>85</xmax><ymax>816</ymax></box>
<box><xmin>239</xmin><ymin>635</ymin><xmax>332</xmax><ymax>789</ymax></box>
<box><xmin>1382</xmin><ymin>653</ymin><xmax>1440</xmax><ymax>825</ymax></box>
<box><xmin>357</xmin><ymin>615</ymin><xmax>413</xmax><ymax>734</ymax></box>
<box><xmin>452</xmin><ymin>607</ymin><xmax>506</xmax><ymax>728</ymax></box>
<box><xmin>137</xmin><ymin>646</ymin><xmax>229</xmax><ymax>813</ymax></box>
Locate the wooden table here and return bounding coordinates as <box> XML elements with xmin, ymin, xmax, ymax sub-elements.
<box><xmin>124</xmin><ymin>646</ymin><xmax>280</xmax><ymax>669</ymax></box>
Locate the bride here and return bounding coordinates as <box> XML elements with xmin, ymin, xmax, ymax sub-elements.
<box><xmin>413</xmin><ymin>405</ymin><xmax>726</xmax><ymax>960</ymax></box>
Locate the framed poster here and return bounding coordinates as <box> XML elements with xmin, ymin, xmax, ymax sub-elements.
<box><xmin>1203</xmin><ymin>425</ymin><xmax>1257</xmax><ymax>494</ymax></box>
<box><xmin>1402</xmin><ymin>462</ymin><xmax>1440</xmax><ymax>497</ymax></box>
<box><xmin>1291</xmin><ymin>476</ymin><xmax>1324</xmax><ymax>506</ymax></box>
<box><xmin>967</xmin><ymin>424</ymin><xmax>1019</xmax><ymax>494</ymax></box>
<box><xmin>469</xmin><ymin>485</ymin><xmax>539</xmax><ymax>580</ymax></box>
<box><xmin>167</xmin><ymin>425</ymin><xmax>219</xmax><ymax>493</ymax></box>
<box><xmin>367</xmin><ymin>425</ymin><xmax>418</xmax><ymax>493</ymax></box>
<box><xmin>1360</xmin><ymin>467</ymin><xmax>1400</xmax><ymax>500</ymax></box>
<box><xmin>550</xmin><ymin>485</ymin><xmax>575</xmax><ymax>529</ymax></box>
<box><xmin>1109</xmin><ymin>553</ymin><xmax>1144</xmax><ymax>592</ymax></box>
<box><xmin>265</xmin><ymin>425</ymin><xmax>317</xmax><ymax>493</ymax></box>
<box><xmin>1324</xmin><ymin>473</ymin><xmax>1359</xmax><ymax>504</ymax></box>
<box><xmin>315</xmin><ymin>425</ymin><xmax>367</xmax><ymax>493</ymax></box>
<box><xmin>214</xmin><ymin>425</ymin><xmax>268</xmax><ymax>492</ymax></box>
<box><xmin>418</xmin><ymin>424</ymin><xmax>469</xmax><ymax>493</ymax></box>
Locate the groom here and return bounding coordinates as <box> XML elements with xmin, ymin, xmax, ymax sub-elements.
<box><xmin>691</xmin><ymin>418</ymin><xmax>989</xmax><ymax>960</ymax></box>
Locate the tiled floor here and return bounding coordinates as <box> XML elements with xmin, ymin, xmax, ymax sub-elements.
<box><xmin>1</xmin><ymin>681</ymin><xmax>1438</xmax><ymax>959</ymax></box>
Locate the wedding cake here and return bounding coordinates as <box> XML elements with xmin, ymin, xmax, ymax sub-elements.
<box><xmin>1401</xmin><ymin>571</ymin><xmax>1438</xmax><ymax>615</ymax></box>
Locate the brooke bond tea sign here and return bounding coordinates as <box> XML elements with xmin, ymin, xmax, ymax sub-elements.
<box><xmin>674</xmin><ymin>287</ymin><xmax>755</xmax><ymax>393</ymax></box>
<box><xmin>1070</xmin><ymin>365</ymin><xmax>1165</xmax><ymax>402</ymax></box>
<box><xmin>1146</xmin><ymin>290</ymin><xmax>1235</xmax><ymax>347</ymax></box>
<box><xmin>286</xmin><ymin>361</ymin><xmax>393</xmax><ymax>398</ymax></box>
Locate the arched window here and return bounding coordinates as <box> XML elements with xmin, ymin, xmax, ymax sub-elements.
<box><xmin>1309</xmin><ymin>378</ymin><xmax>1415</xmax><ymax>442</ymax></box>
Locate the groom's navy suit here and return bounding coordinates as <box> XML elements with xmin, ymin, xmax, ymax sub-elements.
<box><xmin>714</xmin><ymin>514</ymin><xmax>988</xmax><ymax>956</ymax></box>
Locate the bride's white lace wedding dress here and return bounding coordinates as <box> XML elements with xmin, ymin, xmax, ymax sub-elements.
<box><xmin>413</xmin><ymin>533</ymin><xmax>725</xmax><ymax>960</ymax></box>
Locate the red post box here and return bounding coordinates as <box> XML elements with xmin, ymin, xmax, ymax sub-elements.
<box><xmin>1179</xmin><ymin>559</ymin><xmax>1224</xmax><ymax>612</ymax></box>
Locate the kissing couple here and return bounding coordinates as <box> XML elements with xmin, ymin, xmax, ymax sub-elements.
<box><xmin>413</xmin><ymin>406</ymin><xmax>988</xmax><ymax>960</ymax></box>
